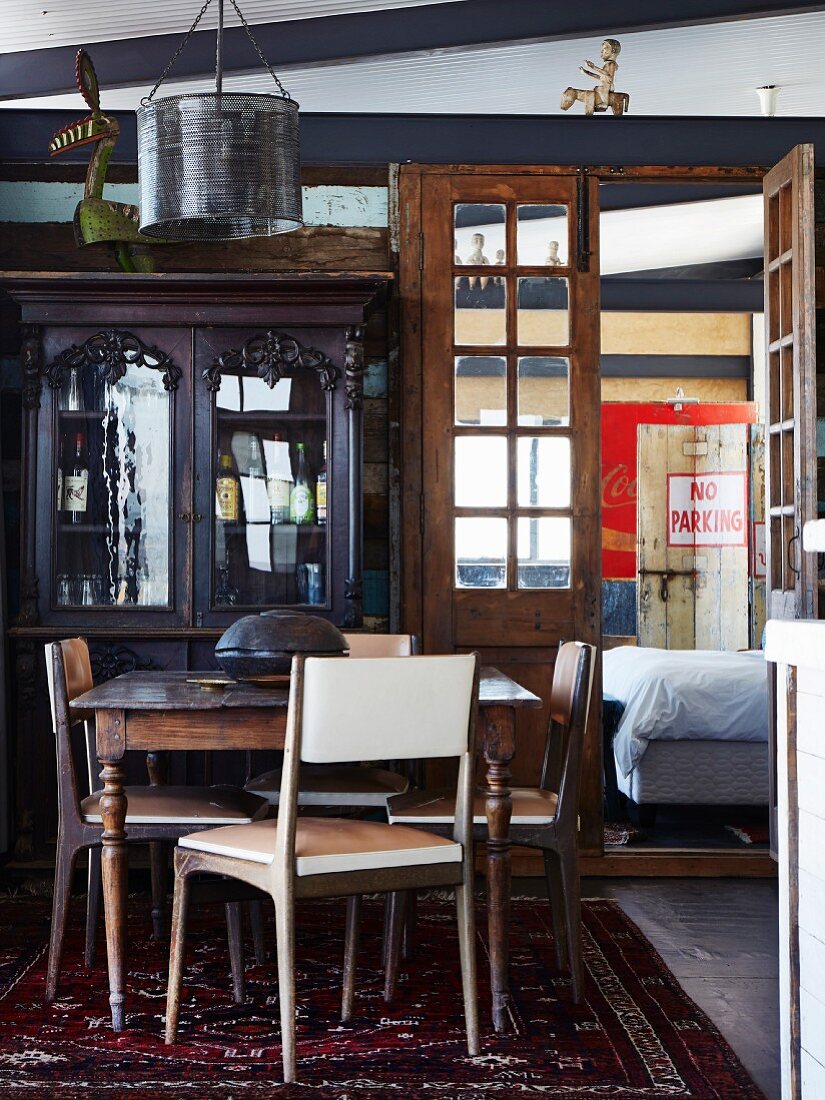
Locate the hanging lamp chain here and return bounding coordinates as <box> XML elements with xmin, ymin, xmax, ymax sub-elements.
<box><xmin>144</xmin><ymin>0</ymin><xmax>215</xmax><ymax>103</ymax></box>
<box><xmin>142</xmin><ymin>0</ymin><xmax>292</xmax><ymax>104</ymax></box>
<box><xmin>227</xmin><ymin>0</ymin><xmax>291</xmax><ymax>100</ymax></box>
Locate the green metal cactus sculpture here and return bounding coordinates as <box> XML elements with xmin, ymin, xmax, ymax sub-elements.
<box><xmin>49</xmin><ymin>51</ymin><xmax>161</xmax><ymax>272</ymax></box>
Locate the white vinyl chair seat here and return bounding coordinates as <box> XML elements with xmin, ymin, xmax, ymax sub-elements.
<box><xmin>179</xmin><ymin>816</ymin><xmax>462</xmax><ymax>877</ymax></box>
<box><xmin>81</xmin><ymin>785</ymin><xmax>269</xmax><ymax>826</ymax></box>
<box><xmin>389</xmin><ymin>786</ymin><xmax>559</xmax><ymax>826</ymax></box>
<box><xmin>245</xmin><ymin>765</ymin><xmax>409</xmax><ymax>807</ymax></box>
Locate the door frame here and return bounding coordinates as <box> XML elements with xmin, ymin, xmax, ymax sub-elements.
<box><xmin>396</xmin><ymin>162</ymin><xmax>784</xmax><ymax>877</ymax></box>
<box><xmin>398</xmin><ymin>163</ymin><xmax>767</xmax><ymax>638</ymax></box>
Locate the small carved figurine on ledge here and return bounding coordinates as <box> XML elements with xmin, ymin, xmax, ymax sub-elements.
<box><xmin>545</xmin><ymin>240</ymin><xmax>561</xmax><ymax>266</ymax></box>
<box><xmin>560</xmin><ymin>38</ymin><xmax>629</xmax><ymax>117</ymax></box>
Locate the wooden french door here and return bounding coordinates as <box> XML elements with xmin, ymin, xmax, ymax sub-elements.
<box><xmin>763</xmin><ymin>145</ymin><xmax>817</xmax><ymax>621</ymax></box>
<box><xmin>763</xmin><ymin>145</ymin><xmax>817</xmax><ymax>862</ymax></box>
<box><xmin>399</xmin><ymin>167</ymin><xmax>602</xmax><ymax>852</ymax></box>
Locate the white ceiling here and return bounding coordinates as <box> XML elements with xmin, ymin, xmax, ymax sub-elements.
<box><xmin>599</xmin><ymin>195</ymin><xmax>763</xmax><ymax>275</ymax></box>
<box><xmin>2</xmin><ymin>8</ymin><xmax>823</xmax><ymax>115</ymax></box>
<box><xmin>1</xmin><ymin>0</ymin><xmax>460</xmax><ymax>54</ymax></box>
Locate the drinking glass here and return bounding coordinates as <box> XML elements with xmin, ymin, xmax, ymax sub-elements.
<box><xmin>80</xmin><ymin>574</ymin><xmax>99</xmax><ymax>606</ymax></box>
<box><xmin>56</xmin><ymin>574</ymin><xmax>73</xmax><ymax>606</ymax></box>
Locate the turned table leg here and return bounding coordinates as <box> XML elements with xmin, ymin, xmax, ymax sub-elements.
<box><xmin>98</xmin><ymin>709</ymin><xmax>128</xmax><ymax>1031</ymax></box>
<box><xmin>483</xmin><ymin>704</ymin><xmax>516</xmax><ymax>1033</ymax></box>
<box><xmin>147</xmin><ymin>751</ymin><xmax>170</xmax><ymax>940</ymax></box>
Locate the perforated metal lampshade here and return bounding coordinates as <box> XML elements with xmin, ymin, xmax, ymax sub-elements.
<box><xmin>137</xmin><ymin>92</ymin><xmax>302</xmax><ymax>240</ymax></box>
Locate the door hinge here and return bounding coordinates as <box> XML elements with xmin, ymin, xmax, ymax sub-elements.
<box><xmin>418</xmin><ymin>232</ymin><xmax>425</xmax><ymax>271</ymax></box>
<box><xmin>196</xmin><ymin>611</ymin><xmax>203</xmax><ymax>628</ymax></box>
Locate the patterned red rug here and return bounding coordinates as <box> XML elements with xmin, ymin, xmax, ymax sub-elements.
<box><xmin>725</xmin><ymin>823</ymin><xmax>771</xmax><ymax>845</ymax></box>
<box><xmin>0</xmin><ymin>893</ymin><xmax>764</xmax><ymax>1098</ymax></box>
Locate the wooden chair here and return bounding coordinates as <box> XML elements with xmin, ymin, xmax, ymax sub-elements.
<box><xmin>165</xmin><ymin>652</ymin><xmax>480</xmax><ymax>1083</ymax></box>
<box><xmin>44</xmin><ymin>638</ymin><xmax>269</xmax><ymax>1002</ymax></box>
<box><xmin>388</xmin><ymin>641</ymin><xmax>596</xmax><ymax>1002</ymax></box>
<box><xmin>244</xmin><ymin>633</ymin><xmax>419</xmax><ymax>809</ymax></box>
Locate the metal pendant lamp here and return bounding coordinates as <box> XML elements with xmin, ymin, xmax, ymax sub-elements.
<box><xmin>137</xmin><ymin>0</ymin><xmax>302</xmax><ymax>241</ymax></box>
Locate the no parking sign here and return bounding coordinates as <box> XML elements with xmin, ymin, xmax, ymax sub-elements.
<box><xmin>667</xmin><ymin>472</ymin><xmax>748</xmax><ymax>547</ymax></box>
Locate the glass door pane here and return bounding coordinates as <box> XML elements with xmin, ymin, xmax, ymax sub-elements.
<box><xmin>212</xmin><ymin>367</ymin><xmax>329</xmax><ymax>609</ymax></box>
<box><xmin>54</xmin><ymin>362</ymin><xmax>171</xmax><ymax>608</ymax></box>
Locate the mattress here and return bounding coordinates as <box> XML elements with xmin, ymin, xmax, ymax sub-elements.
<box><xmin>603</xmin><ymin>646</ymin><xmax>768</xmax><ymax>778</ymax></box>
<box><xmin>615</xmin><ymin>739</ymin><xmax>770</xmax><ymax>805</ymax></box>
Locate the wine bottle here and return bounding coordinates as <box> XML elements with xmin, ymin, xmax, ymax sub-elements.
<box><xmin>316</xmin><ymin>441</ymin><xmax>328</xmax><ymax>526</ymax></box>
<box><xmin>63</xmin><ymin>431</ymin><xmax>88</xmax><ymax>525</ymax></box>
<box><xmin>289</xmin><ymin>442</ymin><xmax>316</xmax><ymax>525</ymax></box>
<box><xmin>215</xmin><ymin>451</ymin><xmax>240</xmax><ymax>522</ymax></box>
<box><xmin>266</xmin><ymin>432</ymin><xmax>291</xmax><ymax>525</ymax></box>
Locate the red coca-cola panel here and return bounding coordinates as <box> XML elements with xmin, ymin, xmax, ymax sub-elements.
<box><xmin>601</xmin><ymin>402</ymin><xmax>758</xmax><ymax>580</ymax></box>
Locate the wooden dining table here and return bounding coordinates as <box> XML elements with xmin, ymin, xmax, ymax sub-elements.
<box><xmin>71</xmin><ymin>666</ymin><xmax>541</xmax><ymax>1034</ymax></box>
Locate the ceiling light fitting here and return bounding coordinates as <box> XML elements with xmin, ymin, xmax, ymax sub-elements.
<box><xmin>137</xmin><ymin>0</ymin><xmax>302</xmax><ymax>241</ymax></box>
<box><xmin>756</xmin><ymin>85</ymin><xmax>781</xmax><ymax>118</ymax></box>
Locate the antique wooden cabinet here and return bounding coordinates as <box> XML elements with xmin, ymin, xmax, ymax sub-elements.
<box><xmin>5</xmin><ymin>273</ymin><xmax>387</xmax><ymax>861</ymax></box>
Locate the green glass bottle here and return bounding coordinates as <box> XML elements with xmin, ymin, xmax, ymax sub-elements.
<box><xmin>289</xmin><ymin>442</ymin><xmax>316</xmax><ymax>525</ymax></box>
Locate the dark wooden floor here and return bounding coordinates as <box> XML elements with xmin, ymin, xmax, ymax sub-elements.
<box><xmin>583</xmin><ymin>877</ymin><xmax>780</xmax><ymax>1100</ymax></box>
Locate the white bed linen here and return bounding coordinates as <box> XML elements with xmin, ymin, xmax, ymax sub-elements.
<box><xmin>604</xmin><ymin>647</ymin><xmax>768</xmax><ymax>778</ymax></box>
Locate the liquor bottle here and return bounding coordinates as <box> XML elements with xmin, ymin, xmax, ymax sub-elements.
<box><xmin>63</xmin><ymin>431</ymin><xmax>88</xmax><ymax>525</ymax></box>
<box><xmin>247</xmin><ymin>434</ymin><xmax>264</xmax><ymax>481</ymax></box>
<box><xmin>316</xmin><ymin>441</ymin><xmax>328</xmax><ymax>526</ymax></box>
<box><xmin>215</xmin><ymin>450</ymin><xmax>240</xmax><ymax>522</ymax></box>
<box><xmin>59</xmin><ymin>365</ymin><xmax>85</xmax><ymax>412</ymax></box>
<box><xmin>67</xmin><ymin>366</ymin><xmax>84</xmax><ymax>412</ymax></box>
<box><xmin>56</xmin><ymin>435</ymin><xmax>64</xmax><ymax>514</ymax></box>
<box><xmin>289</xmin><ymin>442</ymin><xmax>316</xmax><ymax>525</ymax></box>
<box><xmin>266</xmin><ymin>432</ymin><xmax>291</xmax><ymax>525</ymax></box>
<box><xmin>245</xmin><ymin>432</ymin><xmax>270</xmax><ymax>523</ymax></box>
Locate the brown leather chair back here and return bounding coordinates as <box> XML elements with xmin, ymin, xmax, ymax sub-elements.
<box><xmin>45</xmin><ymin>638</ymin><xmax>93</xmax><ymax>730</ymax></box>
<box><xmin>548</xmin><ymin>641</ymin><xmax>583</xmax><ymax>726</ymax></box>
<box><xmin>540</xmin><ymin>642</ymin><xmax>596</xmax><ymax>830</ymax></box>
<box><xmin>45</xmin><ymin>639</ymin><xmax>94</xmax><ymax>826</ymax></box>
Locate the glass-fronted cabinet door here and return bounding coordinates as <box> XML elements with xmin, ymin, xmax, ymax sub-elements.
<box><xmin>193</xmin><ymin>325</ymin><xmax>357</xmax><ymax>627</ymax></box>
<box><xmin>35</xmin><ymin>326</ymin><xmax>192</xmax><ymax>626</ymax></box>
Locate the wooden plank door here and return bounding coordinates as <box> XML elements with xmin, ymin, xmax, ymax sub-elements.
<box><xmin>637</xmin><ymin>424</ymin><xmax>696</xmax><ymax>649</ymax></box>
<box><xmin>638</xmin><ymin>423</ymin><xmax>750</xmax><ymax>650</ymax></box>
<box><xmin>763</xmin><ymin>145</ymin><xmax>817</xmax><ymax>621</ymax></box>
<box><xmin>400</xmin><ymin>167</ymin><xmax>602</xmax><ymax>852</ymax></box>
<box><xmin>750</xmin><ymin>424</ymin><xmax>767</xmax><ymax>647</ymax></box>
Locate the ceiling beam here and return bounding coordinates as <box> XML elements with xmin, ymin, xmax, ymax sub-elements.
<box><xmin>0</xmin><ymin>0</ymin><xmax>822</xmax><ymax>102</ymax></box>
<box><xmin>3</xmin><ymin>111</ymin><xmax>825</xmax><ymax>169</ymax></box>
<box><xmin>601</xmin><ymin>279</ymin><xmax>763</xmax><ymax>311</ymax></box>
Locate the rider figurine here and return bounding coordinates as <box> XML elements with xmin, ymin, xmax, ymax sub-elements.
<box><xmin>560</xmin><ymin>39</ymin><xmax>629</xmax><ymax>117</ymax></box>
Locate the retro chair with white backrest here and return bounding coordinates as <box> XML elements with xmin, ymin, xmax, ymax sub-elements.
<box><xmin>165</xmin><ymin>652</ymin><xmax>480</xmax><ymax>1083</ymax></box>
<box><xmin>244</xmin><ymin>633</ymin><xmax>418</xmax><ymax>809</ymax></box>
<box><xmin>388</xmin><ymin>641</ymin><xmax>595</xmax><ymax>1002</ymax></box>
<box><xmin>44</xmin><ymin>639</ymin><xmax>269</xmax><ymax>1002</ymax></box>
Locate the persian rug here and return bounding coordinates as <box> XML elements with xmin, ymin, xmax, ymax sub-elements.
<box><xmin>604</xmin><ymin>822</ymin><xmax>647</xmax><ymax>846</ymax></box>
<box><xmin>0</xmin><ymin>894</ymin><xmax>764</xmax><ymax>1099</ymax></box>
<box><xmin>725</xmin><ymin>823</ymin><xmax>771</xmax><ymax>845</ymax></box>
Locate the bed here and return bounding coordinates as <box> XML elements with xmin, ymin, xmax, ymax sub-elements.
<box><xmin>603</xmin><ymin>647</ymin><xmax>769</xmax><ymax>808</ymax></box>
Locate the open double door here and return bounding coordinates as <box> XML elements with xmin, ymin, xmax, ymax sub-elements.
<box><xmin>399</xmin><ymin>148</ymin><xmax>818</xmax><ymax>864</ymax></box>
